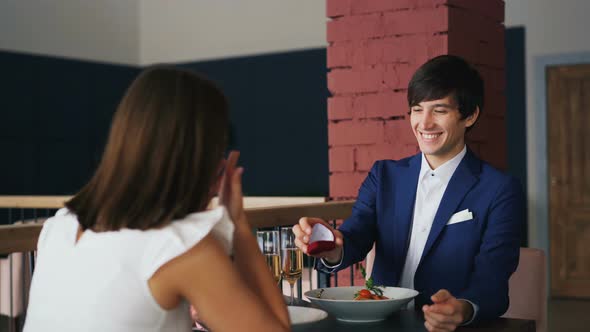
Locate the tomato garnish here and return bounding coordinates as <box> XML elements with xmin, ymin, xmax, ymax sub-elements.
<box><xmin>358</xmin><ymin>289</ymin><xmax>372</xmax><ymax>298</ymax></box>
<box><xmin>353</xmin><ymin>264</ymin><xmax>389</xmax><ymax>300</ymax></box>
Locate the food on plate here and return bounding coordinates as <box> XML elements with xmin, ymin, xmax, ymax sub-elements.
<box><xmin>354</xmin><ymin>289</ymin><xmax>389</xmax><ymax>300</ymax></box>
<box><xmin>353</xmin><ymin>265</ymin><xmax>390</xmax><ymax>300</ymax></box>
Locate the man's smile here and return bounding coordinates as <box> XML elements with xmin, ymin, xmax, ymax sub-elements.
<box><xmin>419</xmin><ymin>131</ymin><xmax>443</xmax><ymax>141</ymax></box>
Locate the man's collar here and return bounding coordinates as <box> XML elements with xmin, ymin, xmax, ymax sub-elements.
<box><xmin>419</xmin><ymin>145</ymin><xmax>467</xmax><ymax>183</ymax></box>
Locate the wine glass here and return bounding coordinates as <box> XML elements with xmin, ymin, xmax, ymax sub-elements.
<box><xmin>280</xmin><ymin>227</ymin><xmax>303</xmax><ymax>305</ymax></box>
<box><xmin>256</xmin><ymin>230</ymin><xmax>281</xmax><ymax>284</ymax></box>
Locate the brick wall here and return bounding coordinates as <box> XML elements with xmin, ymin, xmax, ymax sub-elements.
<box><xmin>326</xmin><ymin>0</ymin><xmax>506</xmax><ymax>286</ymax></box>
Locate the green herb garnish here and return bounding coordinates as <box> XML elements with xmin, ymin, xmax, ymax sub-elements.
<box><xmin>354</xmin><ymin>264</ymin><xmax>385</xmax><ymax>297</ymax></box>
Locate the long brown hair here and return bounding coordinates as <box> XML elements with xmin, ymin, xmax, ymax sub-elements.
<box><xmin>66</xmin><ymin>67</ymin><xmax>229</xmax><ymax>231</ymax></box>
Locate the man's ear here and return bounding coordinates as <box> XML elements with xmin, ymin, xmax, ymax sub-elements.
<box><xmin>465</xmin><ymin>107</ymin><xmax>480</xmax><ymax>128</ymax></box>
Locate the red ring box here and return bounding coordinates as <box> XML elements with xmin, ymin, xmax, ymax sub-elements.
<box><xmin>307</xmin><ymin>224</ymin><xmax>336</xmax><ymax>255</ymax></box>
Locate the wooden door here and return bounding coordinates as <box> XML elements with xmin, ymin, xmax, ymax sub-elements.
<box><xmin>548</xmin><ymin>64</ymin><xmax>590</xmax><ymax>298</ymax></box>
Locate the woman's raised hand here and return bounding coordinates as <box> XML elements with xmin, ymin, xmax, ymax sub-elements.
<box><xmin>218</xmin><ymin>151</ymin><xmax>246</xmax><ymax>225</ymax></box>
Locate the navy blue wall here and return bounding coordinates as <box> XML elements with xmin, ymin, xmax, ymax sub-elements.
<box><xmin>0</xmin><ymin>51</ymin><xmax>139</xmax><ymax>196</ymax></box>
<box><xmin>505</xmin><ymin>27</ymin><xmax>528</xmax><ymax>246</ymax></box>
<box><xmin>0</xmin><ymin>49</ymin><xmax>329</xmax><ymax>201</ymax></box>
<box><xmin>180</xmin><ymin>49</ymin><xmax>329</xmax><ymax>196</ymax></box>
<box><xmin>505</xmin><ymin>27</ymin><xmax>527</xmax><ymax>192</ymax></box>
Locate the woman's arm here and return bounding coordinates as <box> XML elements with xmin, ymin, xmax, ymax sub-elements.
<box><xmin>232</xmin><ymin>216</ymin><xmax>290</xmax><ymax>326</ymax></box>
<box><xmin>217</xmin><ymin>151</ymin><xmax>289</xmax><ymax>328</ymax></box>
<box><xmin>210</xmin><ymin>150</ymin><xmax>290</xmax><ymax>328</ymax></box>
<box><xmin>150</xmin><ymin>233</ymin><xmax>289</xmax><ymax>331</ymax></box>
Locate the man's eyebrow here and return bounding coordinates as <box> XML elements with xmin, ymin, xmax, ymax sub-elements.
<box><xmin>431</xmin><ymin>103</ymin><xmax>454</xmax><ymax>108</ymax></box>
<box><xmin>411</xmin><ymin>103</ymin><xmax>456</xmax><ymax>109</ymax></box>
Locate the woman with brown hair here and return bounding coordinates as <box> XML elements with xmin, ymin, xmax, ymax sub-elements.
<box><xmin>23</xmin><ymin>67</ymin><xmax>290</xmax><ymax>332</ymax></box>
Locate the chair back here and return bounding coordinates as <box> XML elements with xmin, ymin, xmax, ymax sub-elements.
<box><xmin>502</xmin><ymin>247</ymin><xmax>547</xmax><ymax>332</ymax></box>
<box><xmin>0</xmin><ymin>218</ymin><xmax>45</xmax><ymax>321</ymax></box>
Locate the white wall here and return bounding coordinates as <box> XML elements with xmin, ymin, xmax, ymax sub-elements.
<box><xmin>0</xmin><ymin>1</ymin><xmax>326</xmax><ymax>65</ymax></box>
<box><xmin>0</xmin><ymin>0</ymin><xmax>140</xmax><ymax>65</ymax></box>
<box><xmin>138</xmin><ymin>0</ymin><xmax>326</xmax><ymax>65</ymax></box>
<box><xmin>505</xmin><ymin>0</ymin><xmax>590</xmax><ymax>254</ymax></box>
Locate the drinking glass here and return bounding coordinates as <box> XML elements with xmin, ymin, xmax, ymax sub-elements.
<box><xmin>280</xmin><ymin>227</ymin><xmax>303</xmax><ymax>305</ymax></box>
<box><xmin>256</xmin><ymin>230</ymin><xmax>281</xmax><ymax>284</ymax></box>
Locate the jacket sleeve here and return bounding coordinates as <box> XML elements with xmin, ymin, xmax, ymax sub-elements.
<box><xmin>316</xmin><ymin>161</ymin><xmax>381</xmax><ymax>273</ymax></box>
<box><xmin>456</xmin><ymin>177</ymin><xmax>525</xmax><ymax>323</ymax></box>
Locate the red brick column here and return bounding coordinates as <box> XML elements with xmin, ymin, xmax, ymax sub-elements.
<box><xmin>326</xmin><ymin>0</ymin><xmax>506</xmax><ymax>286</ymax></box>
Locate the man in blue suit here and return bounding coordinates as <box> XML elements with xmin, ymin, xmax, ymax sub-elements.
<box><xmin>293</xmin><ymin>55</ymin><xmax>524</xmax><ymax>331</ymax></box>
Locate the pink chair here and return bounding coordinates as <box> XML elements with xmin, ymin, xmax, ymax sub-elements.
<box><xmin>364</xmin><ymin>246</ymin><xmax>547</xmax><ymax>331</ymax></box>
<box><xmin>502</xmin><ymin>247</ymin><xmax>547</xmax><ymax>332</ymax></box>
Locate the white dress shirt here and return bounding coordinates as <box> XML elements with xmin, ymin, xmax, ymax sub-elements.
<box><xmin>399</xmin><ymin>145</ymin><xmax>466</xmax><ymax>307</ymax></box>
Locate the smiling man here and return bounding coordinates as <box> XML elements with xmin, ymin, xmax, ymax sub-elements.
<box><xmin>293</xmin><ymin>55</ymin><xmax>524</xmax><ymax>332</ymax></box>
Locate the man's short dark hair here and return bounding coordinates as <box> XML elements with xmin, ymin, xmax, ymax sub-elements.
<box><xmin>407</xmin><ymin>55</ymin><xmax>484</xmax><ymax>121</ymax></box>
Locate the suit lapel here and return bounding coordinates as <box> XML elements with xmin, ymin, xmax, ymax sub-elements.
<box><xmin>420</xmin><ymin>150</ymin><xmax>481</xmax><ymax>262</ymax></box>
<box><xmin>392</xmin><ymin>154</ymin><xmax>421</xmax><ymax>278</ymax></box>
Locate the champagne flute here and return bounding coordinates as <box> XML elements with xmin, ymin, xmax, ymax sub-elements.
<box><xmin>256</xmin><ymin>230</ymin><xmax>281</xmax><ymax>284</ymax></box>
<box><xmin>280</xmin><ymin>227</ymin><xmax>303</xmax><ymax>305</ymax></box>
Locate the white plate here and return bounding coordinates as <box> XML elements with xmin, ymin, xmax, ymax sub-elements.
<box><xmin>304</xmin><ymin>286</ymin><xmax>419</xmax><ymax>322</ymax></box>
<box><xmin>288</xmin><ymin>306</ymin><xmax>328</xmax><ymax>325</ymax></box>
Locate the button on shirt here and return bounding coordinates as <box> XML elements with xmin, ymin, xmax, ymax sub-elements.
<box><xmin>399</xmin><ymin>146</ymin><xmax>466</xmax><ymax>308</ymax></box>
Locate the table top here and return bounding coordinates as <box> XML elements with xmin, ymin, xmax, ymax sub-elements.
<box><xmin>288</xmin><ymin>297</ymin><xmax>536</xmax><ymax>332</ymax></box>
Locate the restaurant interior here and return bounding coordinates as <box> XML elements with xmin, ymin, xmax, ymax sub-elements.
<box><xmin>1</xmin><ymin>0</ymin><xmax>589</xmax><ymax>331</ymax></box>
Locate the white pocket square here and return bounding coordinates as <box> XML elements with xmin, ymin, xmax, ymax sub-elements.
<box><xmin>447</xmin><ymin>209</ymin><xmax>473</xmax><ymax>225</ymax></box>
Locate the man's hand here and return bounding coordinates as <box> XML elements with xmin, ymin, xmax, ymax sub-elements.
<box><xmin>422</xmin><ymin>289</ymin><xmax>474</xmax><ymax>332</ymax></box>
<box><xmin>292</xmin><ymin>217</ymin><xmax>344</xmax><ymax>264</ymax></box>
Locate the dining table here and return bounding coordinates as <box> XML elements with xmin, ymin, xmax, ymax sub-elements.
<box><xmin>287</xmin><ymin>296</ymin><xmax>536</xmax><ymax>332</ymax></box>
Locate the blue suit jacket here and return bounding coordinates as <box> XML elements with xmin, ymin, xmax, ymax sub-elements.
<box><xmin>320</xmin><ymin>150</ymin><xmax>524</xmax><ymax>322</ymax></box>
